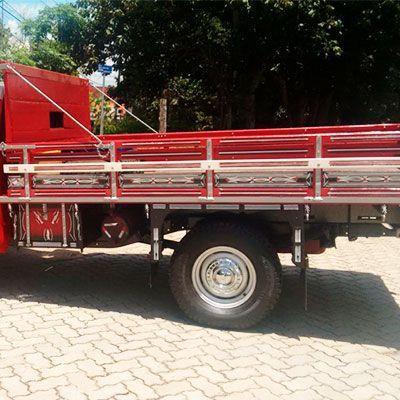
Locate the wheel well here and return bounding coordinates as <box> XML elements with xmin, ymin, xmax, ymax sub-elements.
<box><xmin>164</xmin><ymin>211</ymin><xmax>330</xmax><ymax>254</ymax></box>
<box><xmin>165</xmin><ymin>211</ymin><xmax>291</xmax><ymax>250</ymax></box>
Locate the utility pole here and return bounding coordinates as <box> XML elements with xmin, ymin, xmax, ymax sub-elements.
<box><xmin>99</xmin><ymin>72</ymin><xmax>106</xmax><ymax>135</ymax></box>
<box><xmin>97</xmin><ymin>64</ymin><xmax>112</xmax><ymax>135</ymax></box>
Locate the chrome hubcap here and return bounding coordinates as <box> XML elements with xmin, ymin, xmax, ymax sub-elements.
<box><xmin>192</xmin><ymin>246</ymin><xmax>257</xmax><ymax>309</ymax></box>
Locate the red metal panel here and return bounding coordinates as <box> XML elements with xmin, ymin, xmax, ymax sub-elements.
<box><xmin>102</xmin><ymin>123</ymin><xmax>400</xmax><ymax>142</ymax></box>
<box><xmin>2</xmin><ymin>62</ymin><xmax>92</xmax><ymax>144</ymax></box>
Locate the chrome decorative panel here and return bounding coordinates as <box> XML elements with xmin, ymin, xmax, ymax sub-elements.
<box><xmin>215</xmin><ymin>171</ymin><xmax>312</xmax><ymax>188</ymax></box>
<box><xmin>119</xmin><ymin>173</ymin><xmax>205</xmax><ymax>188</ymax></box>
<box><xmin>323</xmin><ymin>171</ymin><xmax>400</xmax><ymax>188</ymax></box>
<box><xmin>32</xmin><ymin>174</ymin><xmax>110</xmax><ymax>189</ymax></box>
<box><xmin>7</xmin><ymin>175</ymin><xmax>24</xmax><ymax>188</ymax></box>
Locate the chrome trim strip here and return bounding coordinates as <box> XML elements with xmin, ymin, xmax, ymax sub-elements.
<box><xmin>121</xmin><ymin>140</ymin><xmax>201</xmax><ymax>146</ymax></box>
<box><xmin>244</xmin><ymin>204</ymin><xmax>281</xmax><ymax>210</ymax></box>
<box><xmin>7</xmin><ymin>156</ymin><xmax>400</xmax><ymax>175</ymax></box>
<box><xmin>23</xmin><ymin>148</ymin><xmax>30</xmax><ymax>199</ymax></box>
<box><xmin>169</xmin><ymin>204</ymin><xmax>202</xmax><ymax>210</ymax></box>
<box><xmin>152</xmin><ymin>204</ymin><xmax>166</xmax><ymax>209</ymax></box>
<box><xmin>327</xmin><ymin>147</ymin><xmax>400</xmax><ymax>152</ymax></box>
<box><xmin>315</xmin><ymin>136</ymin><xmax>322</xmax><ymax>198</ymax></box>
<box><xmin>220</xmin><ymin>149</ymin><xmax>308</xmax><ymax>155</ymax></box>
<box><xmin>0</xmin><ymin>195</ymin><xmax>400</xmax><ymax>204</ymax></box>
<box><xmin>220</xmin><ymin>137</ymin><xmax>308</xmax><ymax>144</ymax></box>
<box><xmin>206</xmin><ymin>139</ymin><xmax>214</xmax><ymax>199</ymax></box>
<box><xmin>206</xmin><ymin>170</ymin><xmax>213</xmax><ymax>199</ymax></box>
<box><xmin>110</xmin><ymin>143</ymin><xmax>118</xmax><ymax>198</ymax></box>
<box><xmin>283</xmin><ymin>204</ymin><xmax>299</xmax><ymax>210</ymax></box>
<box><xmin>315</xmin><ymin>169</ymin><xmax>322</xmax><ymax>198</ymax></box>
<box><xmin>32</xmin><ymin>241</ymin><xmax>62</xmax><ymax>247</ymax></box>
<box><xmin>25</xmin><ymin>204</ymin><xmax>31</xmax><ymax>246</ymax></box>
<box><xmin>206</xmin><ymin>204</ymin><xmax>240</xmax><ymax>210</ymax></box>
<box><xmin>61</xmin><ymin>203</ymin><xmax>67</xmax><ymax>247</ymax></box>
<box><xmin>215</xmin><ymin>171</ymin><xmax>312</xmax><ymax>188</ymax></box>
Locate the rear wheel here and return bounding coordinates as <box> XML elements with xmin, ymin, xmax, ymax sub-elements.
<box><xmin>170</xmin><ymin>220</ymin><xmax>282</xmax><ymax>329</ymax></box>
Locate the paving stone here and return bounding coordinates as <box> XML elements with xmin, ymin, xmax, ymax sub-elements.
<box><xmin>89</xmin><ymin>383</ymin><xmax>128</xmax><ymax>400</ymax></box>
<box><xmin>57</xmin><ymin>386</ymin><xmax>88</xmax><ymax>400</ymax></box>
<box><xmin>1</xmin><ymin>376</ymin><xmax>30</xmax><ymax>397</ymax></box>
<box><xmin>188</xmin><ymin>377</ymin><xmax>224</xmax><ymax>397</ymax></box>
<box><xmin>221</xmin><ymin>378</ymin><xmax>258</xmax><ymax>394</ymax></box>
<box><xmin>0</xmin><ymin>237</ymin><xmax>398</xmax><ymax>400</ymax></box>
<box><xmin>153</xmin><ymin>380</ymin><xmax>194</xmax><ymax>397</ymax></box>
<box><xmin>29</xmin><ymin>376</ymin><xmax>69</xmax><ymax>392</ymax></box>
<box><xmin>124</xmin><ymin>379</ymin><xmax>158</xmax><ymax>400</ymax></box>
<box><xmin>313</xmin><ymin>385</ymin><xmax>352</xmax><ymax>400</ymax></box>
<box><xmin>160</xmin><ymin>368</ymin><xmax>197</xmax><ymax>382</ymax></box>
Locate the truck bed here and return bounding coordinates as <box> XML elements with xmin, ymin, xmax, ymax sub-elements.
<box><xmin>1</xmin><ymin>124</ymin><xmax>400</xmax><ymax>205</ymax></box>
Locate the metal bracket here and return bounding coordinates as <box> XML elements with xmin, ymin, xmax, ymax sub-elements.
<box><xmin>149</xmin><ymin>207</ymin><xmax>169</xmax><ymax>287</ymax></box>
<box><xmin>381</xmin><ymin>204</ymin><xmax>388</xmax><ymax>222</ymax></box>
<box><xmin>287</xmin><ymin>205</ymin><xmax>308</xmax><ymax>310</ymax></box>
<box><xmin>305</xmin><ymin>204</ymin><xmax>311</xmax><ymax>221</ymax></box>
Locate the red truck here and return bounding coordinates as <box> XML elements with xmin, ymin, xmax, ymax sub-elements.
<box><xmin>0</xmin><ymin>62</ymin><xmax>399</xmax><ymax>329</ymax></box>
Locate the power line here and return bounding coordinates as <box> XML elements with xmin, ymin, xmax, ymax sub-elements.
<box><xmin>1</xmin><ymin>1</ymin><xmax>4</xmax><ymax>31</ymax></box>
<box><xmin>0</xmin><ymin>5</ymin><xmax>25</xmax><ymax>46</ymax></box>
<box><xmin>39</xmin><ymin>0</ymin><xmax>61</xmax><ymax>8</ymax></box>
<box><xmin>0</xmin><ymin>2</ymin><xmax>26</xmax><ymax>45</ymax></box>
<box><xmin>9</xmin><ymin>32</ymin><xmax>25</xmax><ymax>46</ymax></box>
<box><xmin>0</xmin><ymin>4</ymin><xmax>23</xmax><ymax>23</ymax></box>
<box><xmin>3</xmin><ymin>1</ymin><xmax>25</xmax><ymax>21</ymax></box>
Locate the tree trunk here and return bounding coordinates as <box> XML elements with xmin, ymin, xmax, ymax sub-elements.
<box><xmin>236</xmin><ymin>64</ymin><xmax>265</xmax><ymax>128</ymax></box>
<box><xmin>242</xmin><ymin>93</ymin><xmax>256</xmax><ymax>128</ymax></box>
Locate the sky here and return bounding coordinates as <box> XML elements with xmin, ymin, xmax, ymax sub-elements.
<box><xmin>3</xmin><ymin>0</ymin><xmax>72</xmax><ymax>40</ymax></box>
<box><xmin>3</xmin><ymin>0</ymin><xmax>117</xmax><ymax>86</ymax></box>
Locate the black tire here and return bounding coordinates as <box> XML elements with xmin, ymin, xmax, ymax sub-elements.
<box><xmin>169</xmin><ymin>219</ymin><xmax>282</xmax><ymax>329</ymax></box>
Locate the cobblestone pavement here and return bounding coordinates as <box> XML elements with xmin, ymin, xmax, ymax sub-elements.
<box><xmin>0</xmin><ymin>236</ymin><xmax>399</xmax><ymax>400</ymax></box>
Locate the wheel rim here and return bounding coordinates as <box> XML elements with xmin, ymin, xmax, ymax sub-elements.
<box><xmin>192</xmin><ymin>246</ymin><xmax>257</xmax><ymax>309</ymax></box>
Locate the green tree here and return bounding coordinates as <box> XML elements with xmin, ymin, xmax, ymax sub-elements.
<box><xmin>78</xmin><ymin>0</ymin><xmax>400</xmax><ymax>130</ymax></box>
<box><xmin>0</xmin><ymin>26</ymin><xmax>35</xmax><ymax>66</ymax></box>
<box><xmin>21</xmin><ymin>4</ymin><xmax>88</xmax><ymax>74</ymax></box>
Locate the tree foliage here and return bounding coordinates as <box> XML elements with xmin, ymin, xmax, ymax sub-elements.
<box><xmin>21</xmin><ymin>4</ymin><xmax>87</xmax><ymax>74</ymax></box>
<box><xmin>75</xmin><ymin>0</ymin><xmax>400</xmax><ymax>130</ymax></box>
<box><xmin>0</xmin><ymin>26</ymin><xmax>35</xmax><ymax>66</ymax></box>
<box><xmin>6</xmin><ymin>0</ymin><xmax>400</xmax><ymax>131</ymax></box>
